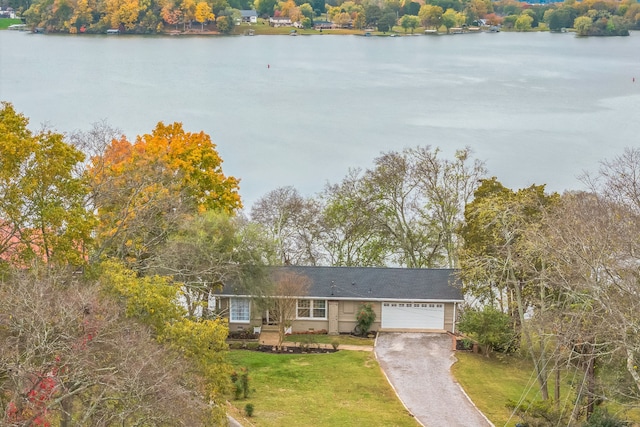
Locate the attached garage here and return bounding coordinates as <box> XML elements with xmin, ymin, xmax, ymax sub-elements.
<box><xmin>381</xmin><ymin>302</ymin><xmax>445</xmax><ymax>330</ymax></box>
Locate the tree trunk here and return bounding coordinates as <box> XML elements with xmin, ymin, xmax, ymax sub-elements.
<box><xmin>627</xmin><ymin>348</ymin><xmax>640</xmax><ymax>394</ymax></box>
<box><xmin>60</xmin><ymin>396</ymin><xmax>71</xmax><ymax>427</ymax></box>
<box><xmin>554</xmin><ymin>367</ymin><xmax>561</xmax><ymax>405</ymax></box>
<box><xmin>509</xmin><ymin>263</ymin><xmax>549</xmax><ymax>400</ymax></box>
<box><xmin>586</xmin><ymin>353</ymin><xmax>595</xmax><ymax>420</ymax></box>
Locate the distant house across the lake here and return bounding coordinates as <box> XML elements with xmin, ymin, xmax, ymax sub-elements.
<box><xmin>313</xmin><ymin>20</ymin><xmax>334</xmax><ymax>30</ymax></box>
<box><xmin>269</xmin><ymin>16</ymin><xmax>293</xmax><ymax>27</ymax></box>
<box><xmin>0</xmin><ymin>7</ymin><xmax>16</xmax><ymax>18</ymax></box>
<box><xmin>240</xmin><ymin>10</ymin><xmax>258</xmax><ymax>24</ymax></box>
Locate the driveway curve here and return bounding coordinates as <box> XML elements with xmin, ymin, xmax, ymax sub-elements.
<box><xmin>375</xmin><ymin>332</ymin><xmax>493</xmax><ymax>427</ymax></box>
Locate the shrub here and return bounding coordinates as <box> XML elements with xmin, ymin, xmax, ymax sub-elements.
<box><xmin>233</xmin><ymin>379</ymin><xmax>243</xmax><ymax>400</ymax></box>
<box><xmin>331</xmin><ymin>339</ymin><xmax>340</xmax><ymax>350</ymax></box>
<box><xmin>460</xmin><ymin>338</ymin><xmax>474</xmax><ymax>350</ymax></box>
<box><xmin>231</xmin><ymin>367</ymin><xmax>251</xmax><ymax>399</ymax></box>
<box><xmin>355</xmin><ymin>303</ymin><xmax>376</xmax><ymax>336</ymax></box>
<box><xmin>299</xmin><ymin>335</ymin><xmax>318</xmax><ymax>351</ymax></box>
<box><xmin>458</xmin><ymin>306</ymin><xmax>516</xmax><ymax>357</ymax></box>
<box><xmin>583</xmin><ymin>409</ymin><xmax>630</xmax><ymax>427</ymax></box>
<box><xmin>245</xmin><ymin>403</ymin><xmax>254</xmax><ymax>417</ymax></box>
<box><xmin>245</xmin><ymin>342</ymin><xmax>261</xmax><ymax>351</ymax></box>
<box><xmin>227</xmin><ymin>330</ymin><xmax>259</xmax><ymax>340</ymax></box>
<box><xmin>506</xmin><ymin>399</ymin><xmax>568</xmax><ymax>427</ymax></box>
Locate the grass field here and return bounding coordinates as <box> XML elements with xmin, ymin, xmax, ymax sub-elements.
<box><xmin>0</xmin><ymin>18</ymin><xmax>23</xmax><ymax>30</ymax></box>
<box><xmin>228</xmin><ymin>350</ymin><xmax>419</xmax><ymax>427</ymax></box>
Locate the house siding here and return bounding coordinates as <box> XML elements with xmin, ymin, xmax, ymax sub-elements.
<box><xmin>220</xmin><ymin>297</ymin><xmax>457</xmax><ymax>333</ymax></box>
<box><xmin>338</xmin><ymin>300</ymin><xmax>381</xmax><ymax>333</ymax></box>
<box><xmin>291</xmin><ymin>319</ymin><xmax>329</xmax><ymax>332</ymax></box>
<box><xmin>444</xmin><ymin>302</ymin><xmax>455</xmax><ymax>333</ymax></box>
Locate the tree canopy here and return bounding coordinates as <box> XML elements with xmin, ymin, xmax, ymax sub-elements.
<box><xmin>0</xmin><ymin>102</ymin><xmax>94</xmax><ymax>267</ymax></box>
<box><xmin>0</xmin><ymin>106</ymin><xmax>244</xmax><ymax>426</ymax></box>
<box><xmin>88</xmin><ymin>121</ymin><xmax>241</xmax><ymax>267</ymax></box>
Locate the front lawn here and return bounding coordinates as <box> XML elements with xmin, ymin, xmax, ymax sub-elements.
<box><xmin>0</xmin><ymin>18</ymin><xmax>23</xmax><ymax>29</ymax></box>
<box><xmin>228</xmin><ymin>350</ymin><xmax>419</xmax><ymax>426</ymax></box>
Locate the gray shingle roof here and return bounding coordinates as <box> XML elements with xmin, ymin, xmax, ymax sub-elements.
<box><xmin>220</xmin><ymin>266</ymin><xmax>463</xmax><ymax>301</ymax></box>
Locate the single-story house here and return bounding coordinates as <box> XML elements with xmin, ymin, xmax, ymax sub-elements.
<box><xmin>240</xmin><ymin>10</ymin><xmax>258</xmax><ymax>24</ymax></box>
<box><xmin>313</xmin><ymin>20</ymin><xmax>335</xmax><ymax>30</ymax></box>
<box><xmin>0</xmin><ymin>7</ymin><xmax>16</xmax><ymax>19</ymax></box>
<box><xmin>215</xmin><ymin>266</ymin><xmax>463</xmax><ymax>335</ymax></box>
<box><xmin>269</xmin><ymin>16</ymin><xmax>293</xmax><ymax>27</ymax></box>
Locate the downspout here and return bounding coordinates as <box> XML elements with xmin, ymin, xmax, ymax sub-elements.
<box><xmin>452</xmin><ymin>302</ymin><xmax>457</xmax><ymax>333</ymax></box>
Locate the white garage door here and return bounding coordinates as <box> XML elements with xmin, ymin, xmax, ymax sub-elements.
<box><xmin>381</xmin><ymin>302</ymin><xmax>445</xmax><ymax>330</ymax></box>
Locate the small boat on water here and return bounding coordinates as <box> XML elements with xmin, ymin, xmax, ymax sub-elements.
<box><xmin>8</xmin><ymin>24</ymin><xmax>27</xmax><ymax>31</ymax></box>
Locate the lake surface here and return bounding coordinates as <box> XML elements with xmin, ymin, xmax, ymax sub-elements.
<box><xmin>1</xmin><ymin>31</ymin><xmax>639</xmax><ymax>209</ymax></box>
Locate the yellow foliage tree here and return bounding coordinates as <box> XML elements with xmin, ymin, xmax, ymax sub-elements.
<box><xmin>104</xmin><ymin>0</ymin><xmax>140</xmax><ymax>29</ymax></box>
<box><xmin>100</xmin><ymin>259</ymin><xmax>231</xmax><ymax>424</ymax></box>
<box><xmin>278</xmin><ymin>0</ymin><xmax>296</xmax><ymax>16</ymax></box>
<box><xmin>0</xmin><ymin>102</ymin><xmax>94</xmax><ymax>267</ymax></box>
<box><xmin>181</xmin><ymin>0</ymin><xmax>196</xmax><ymax>29</ymax></box>
<box><xmin>194</xmin><ymin>1</ymin><xmax>214</xmax><ymax>30</ymax></box>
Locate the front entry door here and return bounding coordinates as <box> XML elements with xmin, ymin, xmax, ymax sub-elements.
<box><xmin>328</xmin><ymin>301</ymin><xmax>339</xmax><ymax>335</ymax></box>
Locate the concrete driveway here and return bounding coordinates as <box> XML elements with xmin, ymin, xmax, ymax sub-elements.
<box><xmin>375</xmin><ymin>332</ymin><xmax>493</xmax><ymax>427</ymax></box>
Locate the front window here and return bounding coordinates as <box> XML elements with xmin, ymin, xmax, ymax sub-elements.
<box><xmin>297</xmin><ymin>299</ymin><xmax>326</xmax><ymax>319</ymax></box>
<box><xmin>230</xmin><ymin>298</ymin><xmax>250</xmax><ymax>323</ymax></box>
<box><xmin>313</xmin><ymin>300</ymin><xmax>326</xmax><ymax>318</ymax></box>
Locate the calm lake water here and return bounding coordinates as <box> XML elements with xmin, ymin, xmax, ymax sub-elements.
<box><xmin>1</xmin><ymin>31</ymin><xmax>639</xmax><ymax>209</ymax></box>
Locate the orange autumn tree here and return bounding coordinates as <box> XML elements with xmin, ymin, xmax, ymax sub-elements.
<box><xmin>88</xmin><ymin>122</ymin><xmax>241</xmax><ymax>267</ymax></box>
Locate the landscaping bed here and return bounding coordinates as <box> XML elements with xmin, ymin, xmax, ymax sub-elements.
<box><xmin>227</xmin><ymin>330</ymin><xmax>259</xmax><ymax>340</ymax></box>
<box><xmin>255</xmin><ymin>344</ymin><xmax>337</xmax><ymax>354</ymax></box>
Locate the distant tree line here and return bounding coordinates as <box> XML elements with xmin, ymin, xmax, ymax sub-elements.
<box><xmin>11</xmin><ymin>0</ymin><xmax>638</xmax><ymax>34</ymax></box>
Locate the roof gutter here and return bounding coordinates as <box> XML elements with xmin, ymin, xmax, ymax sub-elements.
<box><xmin>216</xmin><ymin>294</ymin><xmax>464</xmax><ymax>303</ymax></box>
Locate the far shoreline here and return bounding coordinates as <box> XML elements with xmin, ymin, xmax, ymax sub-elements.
<box><xmin>2</xmin><ymin>17</ymin><xmax>633</xmax><ymax>37</ymax></box>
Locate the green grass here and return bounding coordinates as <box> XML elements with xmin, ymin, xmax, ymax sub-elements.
<box><xmin>452</xmin><ymin>353</ymin><xmax>546</xmax><ymax>426</ymax></box>
<box><xmin>232</xmin><ymin>23</ymin><xmax>371</xmax><ymax>36</ymax></box>
<box><xmin>0</xmin><ymin>18</ymin><xmax>23</xmax><ymax>30</ymax></box>
<box><xmin>228</xmin><ymin>350</ymin><xmax>419</xmax><ymax>426</ymax></box>
<box><xmin>452</xmin><ymin>352</ymin><xmax>640</xmax><ymax>426</ymax></box>
<box><xmin>286</xmin><ymin>334</ymin><xmax>374</xmax><ymax>347</ymax></box>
